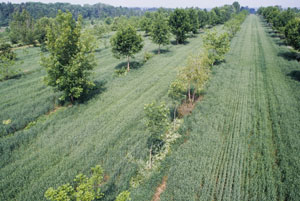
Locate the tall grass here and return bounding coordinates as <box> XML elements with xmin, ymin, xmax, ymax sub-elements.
<box><xmin>0</xmin><ymin>28</ymin><xmax>213</xmax><ymax>200</ymax></box>
<box><xmin>147</xmin><ymin>15</ymin><xmax>300</xmax><ymax>201</ymax></box>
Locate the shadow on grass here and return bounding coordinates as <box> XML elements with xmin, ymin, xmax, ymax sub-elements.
<box><xmin>287</xmin><ymin>71</ymin><xmax>300</xmax><ymax>82</ymax></box>
<box><xmin>114</xmin><ymin>61</ymin><xmax>143</xmax><ymax>70</ymax></box>
<box><xmin>278</xmin><ymin>51</ymin><xmax>300</xmax><ymax>62</ymax></box>
<box><xmin>152</xmin><ymin>49</ymin><xmax>171</xmax><ymax>55</ymax></box>
<box><xmin>171</xmin><ymin>40</ymin><xmax>190</xmax><ymax>45</ymax></box>
<box><xmin>78</xmin><ymin>80</ymin><xmax>107</xmax><ymax>103</ymax></box>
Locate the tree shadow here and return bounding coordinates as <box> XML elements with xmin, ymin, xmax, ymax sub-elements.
<box><xmin>151</xmin><ymin>49</ymin><xmax>171</xmax><ymax>55</ymax></box>
<box><xmin>78</xmin><ymin>80</ymin><xmax>107</xmax><ymax>103</ymax></box>
<box><xmin>287</xmin><ymin>71</ymin><xmax>300</xmax><ymax>82</ymax></box>
<box><xmin>278</xmin><ymin>51</ymin><xmax>300</xmax><ymax>62</ymax></box>
<box><xmin>114</xmin><ymin>61</ymin><xmax>143</xmax><ymax>70</ymax></box>
<box><xmin>171</xmin><ymin>40</ymin><xmax>190</xmax><ymax>45</ymax></box>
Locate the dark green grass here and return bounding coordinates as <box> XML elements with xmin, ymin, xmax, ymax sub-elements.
<box><xmin>144</xmin><ymin>15</ymin><xmax>300</xmax><ymax>201</ymax></box>
<box><xmin>0</xmin><ymin>29</ymin><xmax>210</xmax><ymax>200</ymax></box>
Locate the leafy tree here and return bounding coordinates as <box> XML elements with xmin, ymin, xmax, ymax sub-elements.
<box><xmin>273</xmin><ymin>8</ymin><xmax>295</xmax><ymax>33</ymax></box>
<box><xmin>168</xmin><ymin>79</ymin><xmax>186</xmax><ymax>130</ymax></box>
<box><xmin>110</xmin><ymin>25</ymin><xmax>143</xmax><ymax>71</ymax></box>
<box><xmin>150</xmin><ymin>13</ymin><xmax>170</xmax><ymax>54</ymax></box>
<box><xmin>198</xmin><ymin>9</ymin><xmax>208</xmax><ymax>28</ymax></box>
<box><xmin>144</xmin><ymin>102</ymin><xmax>169</xmax><ymax>168</ymax></box>
<box><xmin>9</xmin><ymin>9</ymin><xmax>36</xmax><ymax>45</ymax></box>
<box><xmin>284</xmin><ymin>18</ymin><xmax>300</xmax><ymax>50</ymax></box>
<box><xmin>188</xmin><ymin>8</ymin><xmax>199</xmax><ymax>34</ymax></box>
<box><xmin>140</xmin><ymin>15</ymin><xmax>152</xmax><ymax>35</ymax></box>
<box><xmin>42</xmin><ymin>11</ymin><xmax>96</xmax><ymax>103</ymax></box>
<box><xmin>208</xmin><ymin>10</ymin><xmax>218</xmax><ymax>26</ymax></box>
<box><xmin>232</xmin><ymin>1</ymin><xmax>241</xmax><ymax>13</ymax></box>
<box><xmin>35</xmin><ymin>17</ymin><xmax>53</xmax><ymax>49</ymax></box>
<box><xmin>45</xmin><ymin>165</ymin><xmax>104</xmax><ymax>201</ymax></box>
<box><xmin>169</xmin><ymin>9</ymin><xmax>191</xmax><ymax>44</ymax></box>
<box><xmin>0</xmin><ymin>43</ymin><xmax>18</xmax><ymax>80</ymax></box>
<box><xmin>203</xmin><ymin>30</ymin><xmax>230</xmax><ymax>64</ymax></box>
<box><xmin>115</xmin><ymin>191</ymin><xmax>131</xmax><ymax>201</ymax></box>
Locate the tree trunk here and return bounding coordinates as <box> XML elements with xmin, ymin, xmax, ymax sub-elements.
<box><xmin>127</xmin><ymin>56</ymin><xmax>130</xmax><ymax>72</ymax></box>
<box><xmin>158</xmin><ymin>44</ymin><xmax>160</xmax><ymax>54</ymax></box>
<box><xmin>192</xmin><ymin>90</ymin><xmax>196</xmax><ymax>103</ymax></box>
<box><xmin>173</xmin><ymin>105</ymin><xmax>177</xmax><ymax>131</ymax></box>
<box><xmin>70</xmin><ymin>95</ymin><xmax>74</xmax><ymax>104</ymax></box>
<box><xmin>188</xmin><ymin>84</ymin><xmax>191</xmax><ymax>103</ymax></box>
<box><xmin>149</xmin><ymin>144</ymin><xmax>152</xmax><ymax>169</ymax></box>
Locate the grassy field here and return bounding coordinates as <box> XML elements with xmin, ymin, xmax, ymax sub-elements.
<box><xmin>0</xmin><ymin>27</ymin><xmax>211</xmax><ymax>200</ymax></box>
<box><xmin>137</xmin><ymin>15</ymin><xmax>299</xmax><ymax>201</ymax></box>
<box><xmin>1</xmin><ymin>15</ymin><xmax>299</xmax><ymax>201</ymax></box>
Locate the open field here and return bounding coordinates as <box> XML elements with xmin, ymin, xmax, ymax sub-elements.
<box><xmin>0</xmin><ymin>28</ymin><xmax>212</xmax><ymax>200</ymax></box>
<box><xmin>143</xmin><ymin>15</ymin><xmax>300</xmax><ymax>201</ymax></box>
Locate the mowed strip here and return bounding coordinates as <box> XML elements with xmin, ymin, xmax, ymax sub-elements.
<box><xmin>159</xmin><ymin>15</ymin><xmax>300</xmax><ymax>201</ymax></box>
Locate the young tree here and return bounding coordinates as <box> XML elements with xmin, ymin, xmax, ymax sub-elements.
<box><xmin>0</xmin><ymin>43</ymin><xmax>18</xmax><ymax>80</ymax></box>
<box><xmin>203</xmin><ymin>30</ymin><xmax>230</xmax><ymax>64</ymax></box>
<box><xmin>144</xmin><ymin>102</ymin><xmax>169</xmax><ymax>168</ymax></box>
<box><xmin>150</xmin><ymin>14</ymin><xmax>170</xmax><ymax>54</ymax></box>
<box><xmin>9</xmin><ymin>9</ymin><xmax>36</xmax><ymax>45</ymax></box>
<box><xmin>284</xmin><ymin>18</ymin><xmax>300</xmax><ymax>50</ymax></box>
<box><xmin>115</xmin><ymin>191</ymin><xmax>131</xmax><ymax>201</ymax></box>
<box><xmin>168</xmin><ymin>79</ymin><xmax>186</xmax><ymax>130</ymax></box>
<box><xmin>169</xmin><ymin>9</ymin><xmax>191</xmax><ymax>44</ymax></box>
<box><xmin>110</xmin><ymin>25</ymin><xmax>143</xmax><ymax>71</ymax></box>
<box><xmin>198</xmin><ymin>9</ymin><xmax>208</xmax><ymax>29</ymax></box>
<box><xmin>140</xmin><ymin>15</ymin><xmax>152</xmax><ymax>35</ymax></box>
<box><xmin>42</xmin><ymin>11</ymin><xmax>96</xmax><ymax>103</ymax></box>
<box><xmin>188</xmin><ymin>8</ymin><xmax>199</xmax><ymax>34</ymax></box>
<box><xmin>232</xmin><ymin>1</ymin><xmax>241</xmax><ymax>13</ymax></box>
<box><xmin>45</xmin><ymin>165</ymin><xmax>104</xmax><ymax>201</ymax></box>
<box><xmin>35</xmin><ymin>17</ymin><xmax>53</xmax><ymax>49</ymax></box>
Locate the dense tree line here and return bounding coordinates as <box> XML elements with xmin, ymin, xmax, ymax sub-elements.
<box><xmin>0</xmin><ymin>2</ymin><xmax>147</xmax><ymax>26</ymax></box>
<box><xmin>258</xmin><ymin>6</ymin><xmax>300</xmax><ymax>51</ymax></box>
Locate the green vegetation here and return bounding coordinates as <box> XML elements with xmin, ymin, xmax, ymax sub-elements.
<box><xmin>45</xmin><ymin>165</ymin><xmax>104</xmax><ymax>201</ymax></box>
<box><xmin>0</xmin><ymin>14</ymin><xmax>209</xmax><ymax>200</ymax></box>
<box><xmin>110</xmin><ymin>25</ymin><xmax>143</xmax><ymax>71</ymax></box>
<box><xmin>169</xmin><ymin>9</ymin><xmax>191</xmax><ymax>44</ymax></box>
<box><xmin>147</xmin><ymin>15</ymin><xmax>300</xmax><ymax>201</ymax></box>
<box><xmin>150</xmin><ymin>13</ymin><xmax>171</xmax><ymax>54</ymax></box>
<box><xmin>258</xmin><ymin>6</ymin><xmax>300</xmax><ymax>51</ymax></box>
<box><xmin>1</xmin><ymin>2</ymin><xmax>299</xmax><ymax>201</ymax></box>
<box><xmin>42</xmin><ymin>11</ymin><xmax>96</xmax><ymax>102</ymax></box>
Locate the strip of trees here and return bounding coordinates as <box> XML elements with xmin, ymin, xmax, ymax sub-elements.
<box><xmin>258</xmin><ymin>6</ymin><xmax>300</xmax><ymax>51</ymax></box>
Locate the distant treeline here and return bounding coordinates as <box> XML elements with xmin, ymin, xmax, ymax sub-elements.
<box><xmin>0</xmin><ymin>2</ymin><xmax>149</xmax><ymax>26</ymax></box>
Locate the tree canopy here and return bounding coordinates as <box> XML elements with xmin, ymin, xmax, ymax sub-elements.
<box><xmin>42</xmin><ymin>10</ymin><xmax>96</xmax><ymax>102</ymax></box>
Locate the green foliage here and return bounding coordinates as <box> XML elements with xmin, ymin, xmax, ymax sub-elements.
<box><xmin>0</xmin><ymin>17</ymin><xmax>214</xmax><ymax>200</ymax></box>
<box><xmin>150</xmin><ymin>13</ymin><xmax>170</xmax><ymax>54</ymax></box>
<box><xmin>144</xmin><ymin>102</ymin><xmax>169</xmax><ymax>138</ymax></box>
<box><xmin>284</xmin><ymin>18</ymin><xmax>300</xmax><ymax>50</ymax></box>
<box><xmin>35</xmin><ymin>17</ymin><xmax>53</xmax><ymax>49</ymax></box>
<box><xmin>143</xmin><ymin>51</ymin><xmax>153</xmax><ymax>63</ymax></box>
<box><xmin>169</xmin><ymin>9</ymin><xmax>191</xmax><ymax>44</ymax></box>
<box><xmin>187</xmin><ymin>8</ymin><xmax>199</xmax><ymax>34</ymax></box>
<box><xmin>9</xmin><ymin>9</ymin><xmax>36</xmax><ymax>45</ymax></box>
<box><xmin>110</xmin><ymin>25</ymin><xmax>143</xmax><ymax>71</ymax></box>
<box><xmin>0</xmin><ymin>43</ymin><xmax>19</xmax><ymax>80</ymax></box>
<box><xmin>115</xmin><ymin>191</ymin><xmax>131</xmax><ymax>201</ymax></box>
<box><xmin>42</xmin><ymin>11</ymin><xmax>96</xmax><ymax>102</ymax></box>
<box><xmin>0</xmin><ymin>2</ymin><xmax>147</xmax><ymax>27</ymax></box>
<box><xmin>198</xmin><ymin>9</ymin><xmax>209</xmax><ymax>28</ymax></box>
<box><xmin>232</xmin><ymin>1</ymin><xmax>241</xmax><ymax>13</ymax></box>
<box><xmin>45</xmin><ymin>165</ymin><xmax>104</xmax><ymax>201</ymax></box>
<box><xmin>159</xmin><ymin>15</ymin><xmax>300</xmax><ymax>201</ymax></box>
<box><xmin>140</xmin><ymin>15</ymin><xmax>153</xmax><ymax>35</ymax></box>
<box><xmin>203</xmin><ymin>30</ymin><xmax>230</xmax><ymax>63</ymax></box>
<box><xmin>114</xmin><ymin>67</ymin><xmax>127</xmax><ymax>77</ymax></box>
